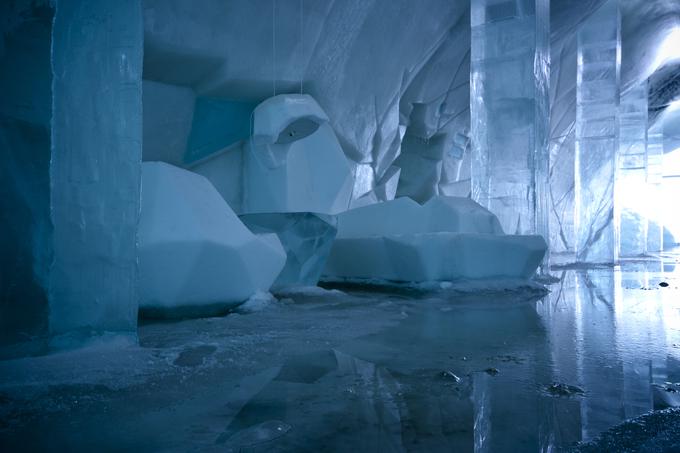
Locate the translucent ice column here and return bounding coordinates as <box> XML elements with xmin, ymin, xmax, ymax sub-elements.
<box><xmin>646</xmin><ymin>131</ymin><xmax>664</xmax><ymax>252</ymax></box>
<box><xmin>617</xmin><ymin>82</ymin><xmax>648</xmax><ymax>257</ymax></box>
<box><xmin>574</xmin><ymin>0</ymin><xmax>621</xmax><ymax>263</ymax></box>
<box><xmin>470</xmin><ymin>0</ymin><xmax>550</xmax><ymax>242</ymax></box>
<box><xmin>49</xmin><ymin>0</ymin><xmax>143</xmax><ymax>339</ymax></box>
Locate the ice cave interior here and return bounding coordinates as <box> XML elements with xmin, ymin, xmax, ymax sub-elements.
<box><xmin>1</xmin><ymin>0</ymin><xmax>680</xmax><ymax>451</ymax></box>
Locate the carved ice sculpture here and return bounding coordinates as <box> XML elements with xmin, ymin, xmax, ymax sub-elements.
<box><xmin>240</xmin><ymin>213</ymin><xmax>337</xmax><ymax>289</ymax></box>
<box><xmin>138</xmin><ymin>162</ymin><xmax>286</xmax><ymax>315</ymax></box>
<box><xmin>242</xmin><ymin>94</ymin><xmax>353</xmax><ymax>215</ymax></box>
<box><xmin>323</xmin><ymin>196</ymin><xmax>546</xmax><ymax>282</ymax></box>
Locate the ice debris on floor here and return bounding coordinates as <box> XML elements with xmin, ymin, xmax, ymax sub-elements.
<box><xmin>323</xmin><ymin>196</ymin><xmax>547</xmax><ymax>282</ymax></box>
<box><xmin>138</xmin><ymin>162</ymin><xmax>286</xmax><ymax>316</ymax></box>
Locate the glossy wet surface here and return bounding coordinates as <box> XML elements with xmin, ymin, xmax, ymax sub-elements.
<box><xmin>1</xmin><ymin>256</ymin><xmax>680</xmax><ymax>452</ymax></box>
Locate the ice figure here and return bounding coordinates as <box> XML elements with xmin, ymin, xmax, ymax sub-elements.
<box><xmin>138</xmin><ymin>162</ymin><xmax>285</xmax><ymax>316</ymax></box>
<box><xmin>240</xmin><ymin>213</ymin><xmax>337</xmax><ymax>289</ymax></box>
<box><xmin>646</xmin><ymin>131</ymin><xmax>664</xmax><ymax>252</ymax></box>
<box><xmin>49</xmin><ymin>0</ymin><xmax>143</xmax><ymax>338</ymax></box>
<box><xmin>190</xmin><ymin>143</ymin><xmax>244</xmax><ymax>213</ymax></box>
<box><xmin>618</xmin><ymin>82</ymin><xmax>648</xmax><ymax>257</ymax></box>
<box><xmin>470</xmin><ymin>0</ymin><xmax>550</xmax><ymax>243</ymax></box>
<box><xmin>242</xmin><ymin>94</ymin><xmax>353</xmax><ymax>215</ymax></box>
<box><xmin>323</xmin><ymin>196</ymin><xmax>546</xmax><ymax>282</ymax></box>
<box><xmin>574</xmin><ymin>0</ymin><xmax>621</xmax><ymax>263</ymax></box>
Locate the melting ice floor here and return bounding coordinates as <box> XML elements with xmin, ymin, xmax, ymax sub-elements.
<box><xmin>2</xmin><ymin>257</ymin><xmax>680</xmax><ymax>452</ymax></box>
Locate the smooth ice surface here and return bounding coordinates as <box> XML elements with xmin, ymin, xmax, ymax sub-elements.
<box><xmin>142</xmin><ymin>80</ymin><xmax>195</xmax><ymax>166</ymax></box>
<box><xmin>647</xmin><ymin>131</ymin><xmax>664</xmax><ymax>252</ymax></box>
<box><xmin>138</xmin><ymin>162</ymin><xmax>286</xmax><ymax>315</ymax></box>
<box><xmin>240</xmin><ymin>213</ymin><xmax>337</xmax><ymax>289</ymax></box>
<box><xmin>618</xmin><ymin>82</ymin><xmax>648</xmax><ymax>256</ymax></box>
<box><xmin>49</xmin><ymin>0</ymin><xmax>143</xmax><ymax>337</ymax></box>
<box><xmin>325</xmin><ymin>196</ymin><xmax>545</xmax><ymax>282</ymax></box>
<box><xmin>574</xmin><ymin>0</ymin><xmax>621</xmax><ymax>263</ymax></box>
<box><xmin>470</xmin><ymin>0</ymin><xmax>550</xmax><ymax>239</ymax></box>
<box><xmin>243</xmin><ymin>95</ymin><xmax>353</xmax><ymax>215</ymax></box>
<box><xmin>2</xmin><ymin>258</ymin><xmax>679</xmax><ymax>451</ymax></box>
<box><xmin>189</xmin><ymin>143</ymin><xmax>244</xmax><ymax>213</ymax></box>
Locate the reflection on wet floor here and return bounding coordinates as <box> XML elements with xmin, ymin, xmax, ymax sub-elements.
<box><xmin>0</xmin><ymin>255</ymin><xmax>679</xmax><ymax>451</ymax></box>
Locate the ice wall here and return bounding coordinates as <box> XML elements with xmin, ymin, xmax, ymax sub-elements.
<box><xmin>646</xmin><ymin>131</ymin><xmax>664</xmax><ymax>252</ymax></box>
<box><xmin>574</xmin><ymin>0</ymin><xmax>621</xmax><ymax>263</ymax></box>
<box><xmin>49</xmin><ymin>0</ymin><xmax>143</xmax><ymax>338</ymax></box>
<box><xmin>470</xmin><ymin>0</ymin><xmax>550</xmax><ymax>241</ymax></box>
<box><xmin>617</xmin><ymin>82</ymin><xmax>648</xmax><ymax>257</ymax></box>
<box><xmin>0</xmin><ymin>1</ymin><xmax>53</xmax><ymax>356</ymax></box>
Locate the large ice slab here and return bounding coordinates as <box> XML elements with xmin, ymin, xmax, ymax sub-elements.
<box><xmin>49</xmin><ymin>0</ymin><xmax>143</xmax><ymax>338</ymax></box>
<box><xmin>138</xmin><ymin>162</ymin><xmax>285</xmax><ymax>316</ymax></box>
<box><xmin>240</xmin><ymin>213</ymin><xmax>337</xmax><ymax>289</ymax></box>
<box><xmin>574</xmin><ymin>0</ymin><xmax>621</xmax><ymax>263</ymax></box>
<box><xmin>324</xmin><ymin>196</ymin><xmax>546</xmax><ymax>282</ymax></box>
<box><xmin>242</xmin><ymin>94</ymin><xmax>353</xmax><ymax>215</ymax></box>
<box><xmin>470</xmin><ymin>0</ymin><xmax>550</xmax><ymax>241</ymax></box>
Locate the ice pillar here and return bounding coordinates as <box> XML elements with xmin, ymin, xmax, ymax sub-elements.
<box><xmin>617</xmin><ymin>82</ymin><xmax>648</xmax><ymax>257</ymax></box>
<box><xmin>470</xmin><ymin>0</ymin><xmax>550</xmax><ymax>245</ymax></box>
<box><xmin>49</xmin><ymin>0</ymin><xmax>143</xmax><ymax>339</ymax></box>
<box><xmin>574</xmin><ymin>0</ymin><xmax>621</xmax><ymax>263</ymax></box>
<box><xmin>646</xmin><ymin>131</ymin><xmax>664</xmax><ymax>253</ymax></box>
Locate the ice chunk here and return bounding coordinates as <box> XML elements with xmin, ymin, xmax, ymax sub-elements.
<box><xmin>325</xmin><ymin>196</ymin><xmax>546</xmax><ymax>282</ymax></box>
<box><xmin>243</xmin><ymin>95</ymin><xmax>353</xmax><ymax>215</ymax></box>
<box><xmin>138</xmin><ymin>162</ymin><xmax>285</xmax><ymax>316</ymax></box>
<box><xmin>240</xmin><ymin>213</ymin><xmax>337</xmax><ymax>289</ymax></box>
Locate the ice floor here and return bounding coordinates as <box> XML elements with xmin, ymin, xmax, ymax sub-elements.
<box><xmin>1</xmin><ymin>255</ymin><xmax>680</xmax><ymax>452</ymax></box>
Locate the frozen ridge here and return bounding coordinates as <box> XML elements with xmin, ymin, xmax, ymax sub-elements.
<box><xmin>322</xmin><ymin>196</ymin><xmax>547</xmax><ymax>283</ymax></box>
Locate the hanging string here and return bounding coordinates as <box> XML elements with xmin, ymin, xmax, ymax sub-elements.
<box><xmin>272</xmin><ymin>0</ymin><xmax>277</xmax><ymax>96</ymax></box>
<box><xmin>300</xmin><ymin>0</ymin><xmax>304</xmax><ymax>94</ymax></box>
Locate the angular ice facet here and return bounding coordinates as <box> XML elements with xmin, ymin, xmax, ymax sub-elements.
<box><xmin>49</xmin><ymin>0</ymin><xmax>143</xmax><ymax>337</ymax></box>
<box><xmin>138</xmin><ymin>162</ymin><xmax>285</xmax><ymax>315</ymax></box>
<box><xmin>470</xmin><ymin>0</ymin><xmax>550</xmax><ymax>240</ymax></box>
<box><xmin>190</xmin><ymin>143</ymin><xmax>244</xmax><ymax>213</ymax></box>
<box><xmin>324</xmin><ymin>196</ymin><xmax>546</xmax><ymax>282</ymax></box>
<box><xmin>242</xmin><ymin>94</ymin><xmax>353</xmax><ymax>215</ymax></box>
<box><xmin>574</xmin><ymin>0</ymin><xmax>621</xmax><ymax>263</ymax></box>
<box><xmin>240</xmin><ymin>213</ymin><xmax>337</xmax><ymax>289</ymax></box>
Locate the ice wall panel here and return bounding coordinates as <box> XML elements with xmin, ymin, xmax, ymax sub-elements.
<box><xmin>646</xmin><ymin>131</ymin><xmax>664</xmax><ymax>252</ymax></box>
<box><xmin>470</xmin><ymin>0</ymin><xmax>550</xmax><ymax>244</ymax></box>
<box><xmin>618</xmin><ymin>82</ymin><xmax>648</xmax><ymax>257</ymax></box>
<box><xmin>49</xmin><ymin>0</ymin><xmax>143</xmax><ymax>336</ymax></box>
<box><xmin>575</xmin><ymin>0</ymin><xmax>620</xmax><ymax>263</ymax></box>
<box><xmin>0</xmin><ymin>1</ymin><xmax>53</xmax><ymax>355</ymax></box>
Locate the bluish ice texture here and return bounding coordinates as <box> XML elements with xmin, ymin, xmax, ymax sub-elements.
<box><xmin>0</xmin><ymin>0</ymin><xmax>53</xmax><ymax>356</ymax></box>
<box><xmin>49</xmin><ymin>0</ymin><xmax>143</xmax><ymax>338</ymax></box>
<box><xmin>618</xmin><ymin>81</ymin><xmax>649</xmax><ymax>257</ymax></box>
<box><xmin>185</xmin><ymin>98</ymin><xmax>258</xmax><ymax>164</ymax></box>
<box><xmin>575</xmin><ymin>0</ymin><xmax>621</xmax><ymax>263</ymax></box>
<box><xmin>240</xmin><ymin>213</ymin><xmax>337</xmax><ymax>289</ymax></box>
<box><xmin>470</xmin><ymin>0</ymin><xmax>550</xmax><ymax>244</ymax></box>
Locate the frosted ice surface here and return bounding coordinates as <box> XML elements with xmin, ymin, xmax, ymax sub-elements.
<box><xmin>240</xmin><ymin>213</ymin><xmax>337</xmax><ymax>289</ymax></box>
<box><xmin>138</xmin><ymin>162</ymin><xmax>285</xmax><ymax>315</ymax></box>
<box><xmin>325</xmin><ymin>196</ymin><xmax>546</xmax><ymax>282</ymax></box>
<box><xmin>242</xmin><ymin>95</ymin><xmax>353</xmax><ymax>215</ymax></box>
<box><xmin>49</xmin><ymin>0</ymin><xmax>143</xmax><ymax>337</ymax></box>
<box><xmin>190</xmin><ymin>143</ymin><xmax>244</xmax><ymax>213</ymax></box>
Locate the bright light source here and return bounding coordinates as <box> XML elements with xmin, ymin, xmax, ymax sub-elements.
<box><xmin>651</xmin><ymin>26</ymin><xmax>680</xmax><ymax>73</ymax></box>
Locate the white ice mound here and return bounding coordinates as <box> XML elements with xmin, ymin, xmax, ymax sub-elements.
<box><xmin>243</xmin><ymin>94</ymin><xmax>353</xmax><ymax>215</ymax></box>
<box><xmin>324</xmin><ymin>196</ymin><xmax>546</xmax><ymax>282</ymax></box>
<box><xmin>138</xmin><ymin>162</ymin><xmax>286</xmax><ymax>315</ymax></box>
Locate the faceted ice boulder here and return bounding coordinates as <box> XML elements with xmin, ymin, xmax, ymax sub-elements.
<box><xmin>324</xmin><ymin>196</ymin><xmax>546</xmax><ymax>282</ymax></box>
<box><xmin>139</xmin><ymin>162</ymin><xmax>286</xmax><ymax>315</ymax></box>
<box><xmin>240</xmin><ymin>213</ymin><xmax>337</xmax><ymax>289</ymax></box>
<box><xmin>242</xmin><ymin>94</ymin><xmax>353</xmax><ymax>215</ymax></box>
